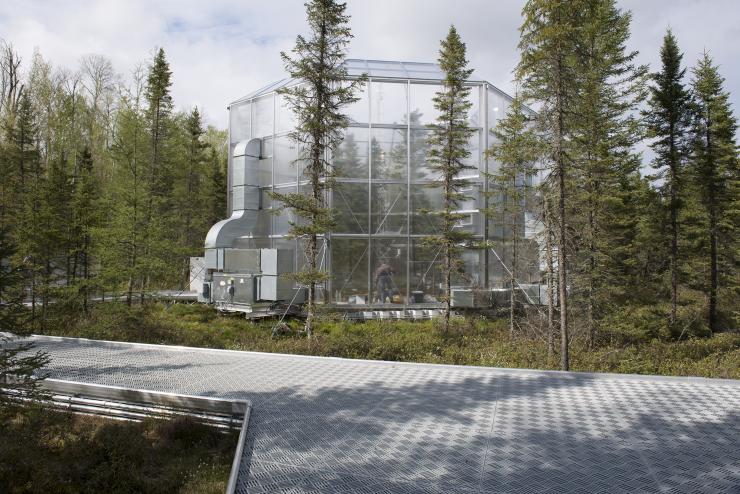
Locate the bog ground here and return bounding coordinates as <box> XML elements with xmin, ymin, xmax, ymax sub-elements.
<box><xmin>30</xmin><ymin>334</ymin><xmax>740</xmax><ymax>494</ymax></box>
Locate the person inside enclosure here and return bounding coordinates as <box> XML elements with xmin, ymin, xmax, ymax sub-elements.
<box><xmin>374</xmin><ymin>262</ymin><xmax>395</xmax><ymax>303</ymax></box>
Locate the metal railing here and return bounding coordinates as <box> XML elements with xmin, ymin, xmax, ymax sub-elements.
<box><xmin>3</xmin><ymin>379</ymin><xmax>251</xmax><ymax>494</ymax></box>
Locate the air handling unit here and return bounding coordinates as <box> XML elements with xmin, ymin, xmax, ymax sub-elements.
<box><xmin>197</xmin><ymin>59</ymin><xmax>545</xmax><ymax>315</ymax></box>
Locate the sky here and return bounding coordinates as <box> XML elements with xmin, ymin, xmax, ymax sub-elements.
<box><xmin>1</xmin><ymin>0</ymin><xmax>738</xmax><ymax>128</ymax></box>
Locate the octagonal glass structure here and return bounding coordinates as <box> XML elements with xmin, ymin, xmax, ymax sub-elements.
<box><xmin>221</xmin><ymin>59</ymin><xmax>541</xmax><ymax>307</ymax></box>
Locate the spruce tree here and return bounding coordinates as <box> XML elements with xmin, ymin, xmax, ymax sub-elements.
<box><xmin>689</xmin><ymin>52</ymin><xmax>738</xmax><ymax>331</ymax></box>
<box><xmin>487</xmin><ymin>96</ymin><xmax>540</xmax><ymax>336</ymax></box>
<box><xmin>517</xmin><ymin>0</ymin><xmax>582</xmax><ymax>370</ymax></box>
<box><xmin>425</xmin><ymin>25</ymin><xmax>475</xmax><ymax>332</ymax></box>
<box><xmin>644</xmin><ymin>30</ymin><xmax>692</xmax><ymax>329</ymax></box>
<box><xmin>70</xmin><ymin>146</ymin><xmax>101</xmax><ymax>314</ymax></box>
<box><xmin>272</xmin><ymin>0</ymin><xmax>364</xmax><ymax>338</ymax></box>
<box><xmin>0</xmin><ymin>227</ymin><xmax>49</xmax><ymax>411</ymax></box>
<box><xmin>570</xmin><ymin>0</ymin><xmax>647</xmax><ymax>347</ymax></box>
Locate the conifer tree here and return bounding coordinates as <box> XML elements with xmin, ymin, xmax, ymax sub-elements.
<box><xmin>689</xmin><ymin>52</ymin><xmax>738</xmax><ymax>331</ymax></box>
<box><xmin>570</xmin><ymin>0</ymin><xmax>647</xmax><ymax>347</ymax></box>
<box><xmin>487</xmin><ymin>96</ymin><xmax>540</xmax><ymax>336</ymax></box>
<box><xmin>425</xmin><ymin>25</ymin><xmax>475</xmax><ymax>332</ymax></box>
<box><xmin>644</xmin><ymin>30</ymin><xmax>692</xmax><ymax>329</ymax></box>
<box><xmin>272</xmin><ymin>0</ymin><xmax>364</xmax><ymax>338</ymax></box>
<box><xmin>517</xmin><ymin>0</ymin><xmax>582</xmax><ymax>370</ymax></box>
<box><xmin>0</xmin><ymin>227</ymin><xmax>49</xmax><ymax>411</ymax></box>
<box><xmin>70</xmin><ymin>146</ymin><xmax>101</xmax><ymax>313</ymax></box>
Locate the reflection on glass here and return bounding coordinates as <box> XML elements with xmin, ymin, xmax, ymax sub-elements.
<box><xmin>409</xmin><ymin>239</ymin><xmax>443</xmax><ymax>303</ymax></box>
<box><xmin>410</xmin><ymin>83</ymin><xmax>443</xmax><ymax>126</ymax></box>
<box><xmin>230</xmin><ymin>102</ymin><xmax>250</xmax><ymax>143</ymax></box>
<box><xmin>333</xmin><ymin>183</ymin><xmax>368</xmax><ymax>234</ymax></box>
<box><xmin>409</xmin><ymin>128</ymin><xmax>435</xmax><ymax>181</ymax></box>
<box><xmin>411</xmin><ymin>185</ymin><xmax>443</xmax><ymax>234</ymax></box>
<box><xmin>371</xmin><ymin>238</ymin><xmax>407</xmax><ymax>304</ymax></box>
<box><xmin>334</xmin><ymin>128</ymin><xmax>368</xmax><ymax>179</ymax></box>
<box><xmin>371</xmin><ymin>82</ymin><xmax>408</xmax><ymax>125</ymax></box>
<box><xmin>252</xmin><ymin>95</ymin><xmax>274</xmax><ymax>138</ymax></box>
<box><xmin>371</xmin><ymin>128</ymin><xmax>406</xmax><ymax>180</ymax></box>
<box><xmin>345</xmin><ymin>84</ymin><xmax>369</xmax><ymax>124</ymax></box>
<box><xmin>331</xmin><ymin>238</ymin><xmax>369</xmax><ymax>304</ymax></box>
<box><xmin>461</xmin><ymin>130</ymin><xmax>481</xmax><ymax>176</ymax></box>
<box><xmin>371</xmin><ymin>183</ymin><xmax>407</xmax><ymax>235</ymax></box>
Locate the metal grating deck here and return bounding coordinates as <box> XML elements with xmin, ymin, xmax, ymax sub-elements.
<box><xmin>27</xmin><ymin>335</ymin><xmax>740</xmax><ymax>493</ymax></box>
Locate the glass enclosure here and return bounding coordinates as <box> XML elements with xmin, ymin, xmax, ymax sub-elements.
<box><xmin>225</xmin><ymin>60</ymin><xmax>537</xmax><ymax>307</ymax></box>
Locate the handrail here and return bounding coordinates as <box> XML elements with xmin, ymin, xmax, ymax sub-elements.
<box><xmin>28</xmin><ymin>379</ymin><xmax>251</xmax><ymax>494</ymax></box>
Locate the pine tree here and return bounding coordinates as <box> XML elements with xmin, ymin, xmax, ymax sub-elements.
<box><xmin>487</xmin><ymin>96</ymin><xmax>540</xmax><ymax>336</ymax></box>
<box><xmin>272</xmin><ymin>0</ymin><xmax>365</xmax><ymax>338</ymax></box>
<box><xmin>425</xmin><ymin>25</ymin><xmax>476</xmax><ymax>332</ymax></box>
<box><xmin>644</xmin><ymin>30</ymin><xmax>692</xmax><ymax>329</ymax></box>
<box><xmin>689</xmin><ymin>52</ymin><xmax>738</xmax><ymax>331</ymax></box>
<box><xmin>517</xmin><ymin>0</ymin><xmax>582</xmax><ymax>370</ymax></box>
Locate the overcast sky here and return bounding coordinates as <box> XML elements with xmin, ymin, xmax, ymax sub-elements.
<box><xmin>2</xmin><ymin>0</ymin><xmax>738</xmax><ymax>128</ymax></box>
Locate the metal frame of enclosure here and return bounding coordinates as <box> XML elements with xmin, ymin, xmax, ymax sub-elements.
<box><xmin>202</xmin><ymin>60</ymin><xmax>542</xmax><ymax>313</ymax></box>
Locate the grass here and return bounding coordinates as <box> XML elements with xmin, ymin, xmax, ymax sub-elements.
<box><xmin>0</xmin><ymin>407</ymin><xmax>238</xmax><ymax>494</ymax></box>
<box><xmin>32</xmin><ymin>302</ymin><xmax>740</xmax><ymax>379</ymax></box>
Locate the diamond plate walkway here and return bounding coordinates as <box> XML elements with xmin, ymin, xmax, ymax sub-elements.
<box><xmin>28</xmin><ymin>335</ymin><xmax>740</xmax><ymax>493</ymax></box>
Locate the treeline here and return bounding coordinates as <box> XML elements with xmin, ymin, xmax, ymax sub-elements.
<box><xmin>0</xmin><ymin>43</ymin><xmax>227</xmax><ymax>321</ymax></box>
<box><xmin>495</xmin><ymin>0</ymin><xmax>738</xmax><ymax>369</ymax></box>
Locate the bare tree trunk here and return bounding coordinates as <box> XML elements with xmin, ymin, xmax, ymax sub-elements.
<box><xmin>544</xmin><ymin>195</ymin><xmax>556</xmax><ymax>359</ymax></box>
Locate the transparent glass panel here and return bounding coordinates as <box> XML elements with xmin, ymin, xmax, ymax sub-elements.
<box><xmin>371</xmin><ymin>183</ymin><xmax>407</xmax><ymax>235</ymax></box>
<box><xmin>272</xmin><ymin>185</ymin><xmax>297</xmax><ymax>236</ymax></box>
<box><xmin>333</xmin><ymin>183</ymin><xmax>368</xmax><ymax>234</ymax></box>
<box><xmin>345</xmin><ymin>84</ymin><xmax>369</xmax><ymax>124</ymax></box>
<box><xmin>276</xmin><ymin>91</ymin><xmax>296</xmax><ymax>134</ymax></box>
<box><xmin>409</xmin><ymin>239</ymin><xmax>443</xmax><ymax>303</ymax></box>
<box><xmin>410</xmin><ymin>185</ymin><xmax>443</xmax><ymax>234</ymax></box>
<box><xmin>461</xmin><ymin>129</ymin><xmax>481</xmax><ymax>177</ymax></box>
<box><xmin>410</xmin><ymin>83</ymin><xmax>443</xmax><ymax>126</ymax></box>
<box><xmin>333</xmin><ymin>127</ymin><xmax>368</xmax><ymax>179</ymax></box>
<box><xmin>331</xmin><ymin>238</ymin><xmax>370</xmax><ymax>304</ymax></box>
<box><xmin>468</xmin><ymin>85</ymin><xmax>481</xmax><ymax>127</ymax></box>
<box><xmin>452</xmin><ymin>248</ymin><xmax>484</xmax><ymax>288</ymax></box>
<box><xmin>488</xmin><ymin>88</ymin><xmax>510</xmax><ymax>133</ymax></box>
<box><xmin>371</xmin><ymin>128</ymin><xmax>407</xmax><ymax>180</ymax></box>
<box><xmin>274</xmin><ymin>135</ymin><xmax>299</xmax><ymax>185</ymax></box>
<box><xmin>371</xmin><ymin>81</ymin><xmax>407</xmax><ymax>125</ymax></box>
<box><xmin>370</xmin><ymin>238</ymin><xmax>407</xmax><ymax>304</ymax></box>
<box><xmin>252</xmin><ymin>94</ymin><xmax>274</xmax><ymax>138</ymax></box>
<box><xmin>409</xmin><ymin>129</ymin><xmax>435</xmax><ymax>181</ymax></box>
<box><xmin>230</xmin><ymin>102</ymin><xmax>250</xmax><ymax>143</ymax></box>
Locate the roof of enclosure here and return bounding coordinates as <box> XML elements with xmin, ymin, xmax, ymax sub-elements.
<box><xmin>229</xmin><ymin>59</ymin><xmax>486</xmax><ymax>106</ymax></box>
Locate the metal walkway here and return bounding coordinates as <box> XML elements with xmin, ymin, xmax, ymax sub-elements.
<box><xmin>28</xmin><ymin>335</ymin><xmax>740</xmax><ymax>493</ymax></box>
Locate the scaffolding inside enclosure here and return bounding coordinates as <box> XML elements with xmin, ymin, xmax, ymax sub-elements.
<box><xmin>198</xmin><ymin>60</ymin><xmax>545</xmax><ymax>315</ymax></box>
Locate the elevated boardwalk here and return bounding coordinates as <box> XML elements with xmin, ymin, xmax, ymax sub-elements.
<box><xmin>28</xmin><ymin>335</ymin><xmax>740</xmax><ymax>493</ymax></box>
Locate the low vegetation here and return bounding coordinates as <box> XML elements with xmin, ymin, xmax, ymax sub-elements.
<box><xmin>0</xmin><ymin>407</ymin><xmax>237</xmax><ymax>494</ymax></box>
<box><xmin>33</xmin><ymin>302</ymin><xmax>740</xmax><ymax>379</ymax></box>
